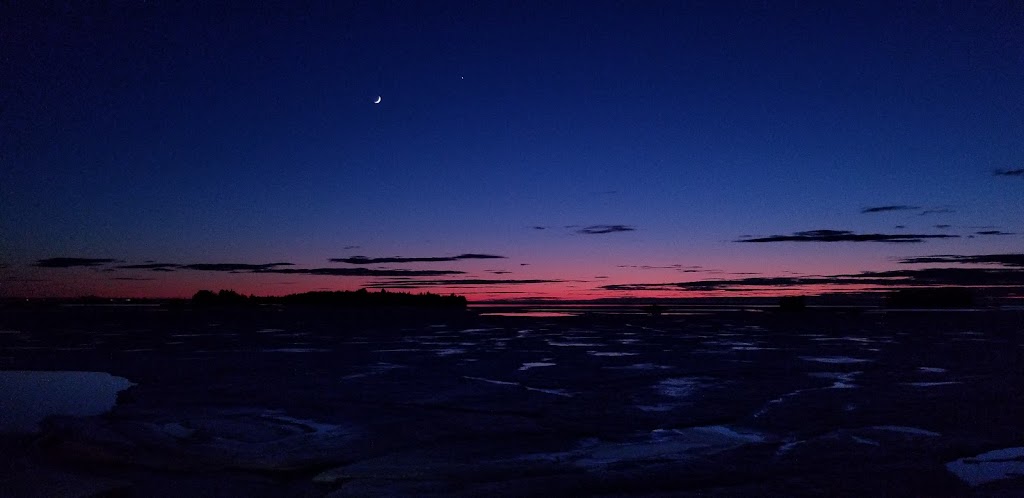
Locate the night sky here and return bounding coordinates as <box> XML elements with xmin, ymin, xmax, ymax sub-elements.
<box><xmin>3</xmin><ymin>2</ymin><xmax>1023</xmax><ymax>300</ymax></box>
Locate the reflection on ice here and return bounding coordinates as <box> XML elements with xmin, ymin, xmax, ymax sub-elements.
<box><xmin>525</xmin><ymin>425</ymin><xmax>768</xmax><ymax>469</ymax></box>
<box><xmin>462</xmin><ymin>376</ymin><xmax>573</xmax><ymax>397</ymax></box>
<box><xmin>871</xmin><ymin>425</ymin><xmax>941</xmax><ymax>437</ymax></box>
<box><xmin>799</xmin><ymin>356</ymin><xmax>872</xmax><ymax>364</ymax></box>
<box><xmin>0</xmin><ymin>371</ymin><xmax>134</xmax><ymax>433</ymax></box>
<box><xmin>657</xmin><ymin>377</ymin><xmax>705</xmax><ymax>398</ymax></box>
<box><xmin>606</xmin><ymin>363</ymin><xmax>673</xmax><ymax>370</ymax></box>
<box><xmin>261</xmin><ymin>348</ymin><xmax>331</xmax><ymax>353</ymax></box>
<box><xmin>946</xmin><ymin>447</ymin><xmax>1024</xmax><ymax>487</ymax></box>
<box><xmin>635</xmin><ymin>404</ymin><xmax>675</xmax><ymax>412</ymax></box>
<box><xmin>547</xmin><ymin>341</ymin><xmax>602</xmax><ymax>347</ymax></box>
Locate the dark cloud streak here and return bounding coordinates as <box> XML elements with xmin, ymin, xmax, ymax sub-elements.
<box><xmin>577</xmin><ymin>225</ymin><xmax>635</xmax><ymax>234</ymax></box>
<box><xmin>736</xmin><ymin>230</ymin><xmax>957</xmax><ymax>243</ymax></box>
<box><xmin>258</xmin><ymin>268</ymin><xmax>464</xmax><ymax>277</ymax></box>
<box><xmin>330</xmin><ymin>254</ymin><xmax>505</xmax><ymax>264</ymax></box>
<box><xmin>993</xmin><ymin>168</ymin><xmax>1024</xmax><ymax>177</ymax></box>
<box><xmin>899</xmin><ymin>254</ymin><xmax>1024</xmax><ymax>267</ymax></box>
<box><xmin>861</xmin><ymin>205</ymin><xmax>919</xmax><ymax>213</ymax></box>
<box><xmin>35</xmin><ymin>258</ymin><xmax>117</xmax><ymax>268</ymax></box>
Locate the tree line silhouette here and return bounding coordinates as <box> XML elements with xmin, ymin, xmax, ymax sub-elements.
<box><xmin>191</xmin><ymin>288</ymin><xmax>468</xmax><ymax>308</ymax></box>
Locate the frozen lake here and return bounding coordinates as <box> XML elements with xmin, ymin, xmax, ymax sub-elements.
<box><xmin>1</xmin><ymin>305</ymin><xmax>1022</xmax><ymax>496</ymax></box>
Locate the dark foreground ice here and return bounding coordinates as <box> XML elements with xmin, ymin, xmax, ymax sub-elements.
<box><xmin>1</xmin><ymin>306</ymin><xmax>1022</xmax><ymax>496</ymax></box>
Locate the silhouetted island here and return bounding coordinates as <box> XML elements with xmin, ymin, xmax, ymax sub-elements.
<box><xmin>191</xmin><ymin>288</ymin><xmax>467</xmax><ymax>309</ymax></box>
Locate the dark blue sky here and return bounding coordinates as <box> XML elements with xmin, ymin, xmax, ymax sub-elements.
<box><xmin>3</xmin><ymin>1</ymin><xmax>1022</xmax><ymax>299</ymax></box>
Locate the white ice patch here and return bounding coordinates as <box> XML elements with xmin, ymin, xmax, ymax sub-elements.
<box><xmin>808</xmin><ymin>371</ymin><xmax>862</xmax><ymax>388</ymax></box>
<box><xmin>463</xmin><ymin>376</ymin><xmax>518</xmax><ymax>386</ymax></box>
<box><xmin>852</xmin><ymin>436</ymin><xmax>880</xmax><ymax>446</ymax></box>
<box><xmin>903</xmin><ymin>381</ymin><xmax>960</xmax><ymax>387</ymax></box>
<box><xmin>0</xmin><ymin>371</ymin><xmax>135</xmax><ymax>433</ymax></box>
<box><xmin>812</xmin><ymin>336</ymin><xmax>873</xmax><ymax>344</ymax></box>
<box><xmin>261</xmin><ymin>348</ymin><xmax>331</xmax><ymax>353</ymax></box>
<box><xmin>524</xmin><ymin>386</ymin><xmax>573</xmax><ymax>397</ymax></box>
<box><xmin>800</xmin><ymin>356</ymin><xmax>872</xmax><ymax>364</ymax></box>
<box><xmin>635</xmin><ymin>404</ymin><xmax>675</xmax><ymax>412</ymax></box>
<box><xmin>606</xmin><ymin>363</ymin><xmax>674</xmax><ymax>370</ymax></box>
<box><xmin>871</xmin><ymin>425</ymin><xmax>941</xmax><ymax>437</ymax></box>
<box><xmin>528</xmin><ymin>425</ymin><xmax>767</xmax><ymax>469</ymax></box>
<box><xmin>433</xmin><ymin>348</ymin><xmax>465</xmax><ymax>356</ymax></box>
<box><xmin>463</xmin><ymin>376</ymin><xmax>573</xmax><ymax>397</ymax></box>
<box><xmin>260</xmin><ymin>412</ymin><xmax>344</xmax><ymax>435</ymax></box>
<box><xmin>946</xmin><ymin>447</ymin><xmax>1024</xmax><ymax>487</ymax></box>
<box><xmin>341</xmin><ymin>363</ymin><xmax>404</xmax><ymax>380</ymax></box>
<box><xmin>518</xmin><ymin>362</ymin><xmax>556</xmax><ymax>371</ymax></box>
<box><xmin>657</xmin><ymin>377</ymin><xmax>704</xmax><ymax>398</ymax></box>
<box><xmin>587</xmin><ymin>351</ymin><xmax>638</xmax><ymax>357</ymax></box>
<box><xmin>809</xmin><ymin>371</ymin><xmax>862</xmax><ymax>382</ymax></box>
<box><xmin>918</xmin><ymin>367</ymin><xmax>947</xmax><ymax>373</ymax></box>
<box><xmin>547</xmin><ymin>341</ymin><xmax>602</xmax><ymax>347</ymax></box>
<box><xmin>775</xmin><ymin>440</ymin><xmax>804</xmax><ymax>457</ymax></box>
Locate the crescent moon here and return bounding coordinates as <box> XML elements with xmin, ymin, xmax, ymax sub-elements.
<box><xmin>374</xmin><ymin>96</ymin><xmax>381</xmax><ymax>104</ymax></box>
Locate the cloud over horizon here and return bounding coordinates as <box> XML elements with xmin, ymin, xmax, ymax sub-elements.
<box><xmin>257</xmin><ymin>267</ymin><xmax>464</xmax><ymax>277</ymax></box>
<box><xmin>577</xmin><ymin>225</ymin><xmax>636</xmax><ymax>234</ymax></box>
<box><xmin>861</xmin><ymin>205</ymin><xmax>919</xmax><ymax>213</ymax></box>
<box><xmin>899</xmin><ymin>253</ymin><xmax>1024</xmax><ymax>267</ymax></box>
<box><xmin>34</xmin><ymin>258</ymin><xmax>118</xmax><ymax>268</ymax></box>
<box><xmin>736</xmin><ymin>230</ymin><xmax>959</xmax><ymax>244</ymax></box>
<box><xmin>116</xmin><ymin>263</ymin><xmax>182</xmax><ymax>270</ymax></box>
<box><xmin>330</xmin><ymin>254</ymin><xmax>505</xmax><ymax>264</ymax></box>
<box><xmin>364</xmin><ymin>278</ymin><xmax>564</xmax><ymax>288</ymax></box>
<box><xmin>602</xmin><ymin>265</ymin><xmax>1024</xmax><ymax>293</ymax></box>
<box><xmin>919</xmin><ymin>208</ymin><xmax>955</xmax><ymax>216</ymax></box>
<box><xmin>993</xmin><ymin>168</ymin><xmax>1024</xmax><ymax>177</ymax></box>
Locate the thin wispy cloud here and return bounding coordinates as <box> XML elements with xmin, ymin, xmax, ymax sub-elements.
<box><xmin>577</xmin><ymin>224</ymin><xmax>635</xmax><ymax>234</ymax></box>
<box><xmin>34</xmin><ymin>258</ymin><xmax>117</xmax><ymax>268</ymax></box>
<box><xmin>330</xmin><ymin>254</ymin><xmax>505</xmax><ymax>264</ymax></box>
<box><xmin>993</xmin><ymin>168</ymin><xmax>1024</xmax><ymax>177</ymax></box>
<box><xmin>975</xmin><ymin>230</ymin><xmax>1014</xmax><ymax>236</ymax></box>
<box><xmin>617</xmin><ymin>264</ymin><xmax>701</xmax><ymax>272</ymax></box>
<box><xmin>861</xmin><ymin>205</ymin><xmax>919</xmax><ymax>213</ymax></box>
<box><xmin>116</xmin><ymin>263</ymin><xmax>181</xmax><ymax>269</ymax></box>
<box><xmin>919</xmin><ymin>208</ymin><xmax>955</xmax><ymax>216</ymax></box>
<box><xmin>180</xmin><ymin>263</ymin><xmax>294</xmax><ymax>272</ymax></box>
<box><xmin>736</xmin><ymin>229</ymin><xmax>958</xmax><ymax>243</ymax></box>
<box><xmin>364</xmin><ymin>278</ymin><xmax>563</xmax><ymax>287</ymax></box>
<box><xmin>258</xmin><ymin>267</ymin><xmax>464</xmax><ymax>277</ymax></box>
<box><xmin>602</xmin><ymin>266</ymin><xmax>1024</xmax><ymax>292</ymax></box>
<box><xmin>899</xmin><ymin>253</ymin><xmax>1024</xmax><ymax>267</ymax></box>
